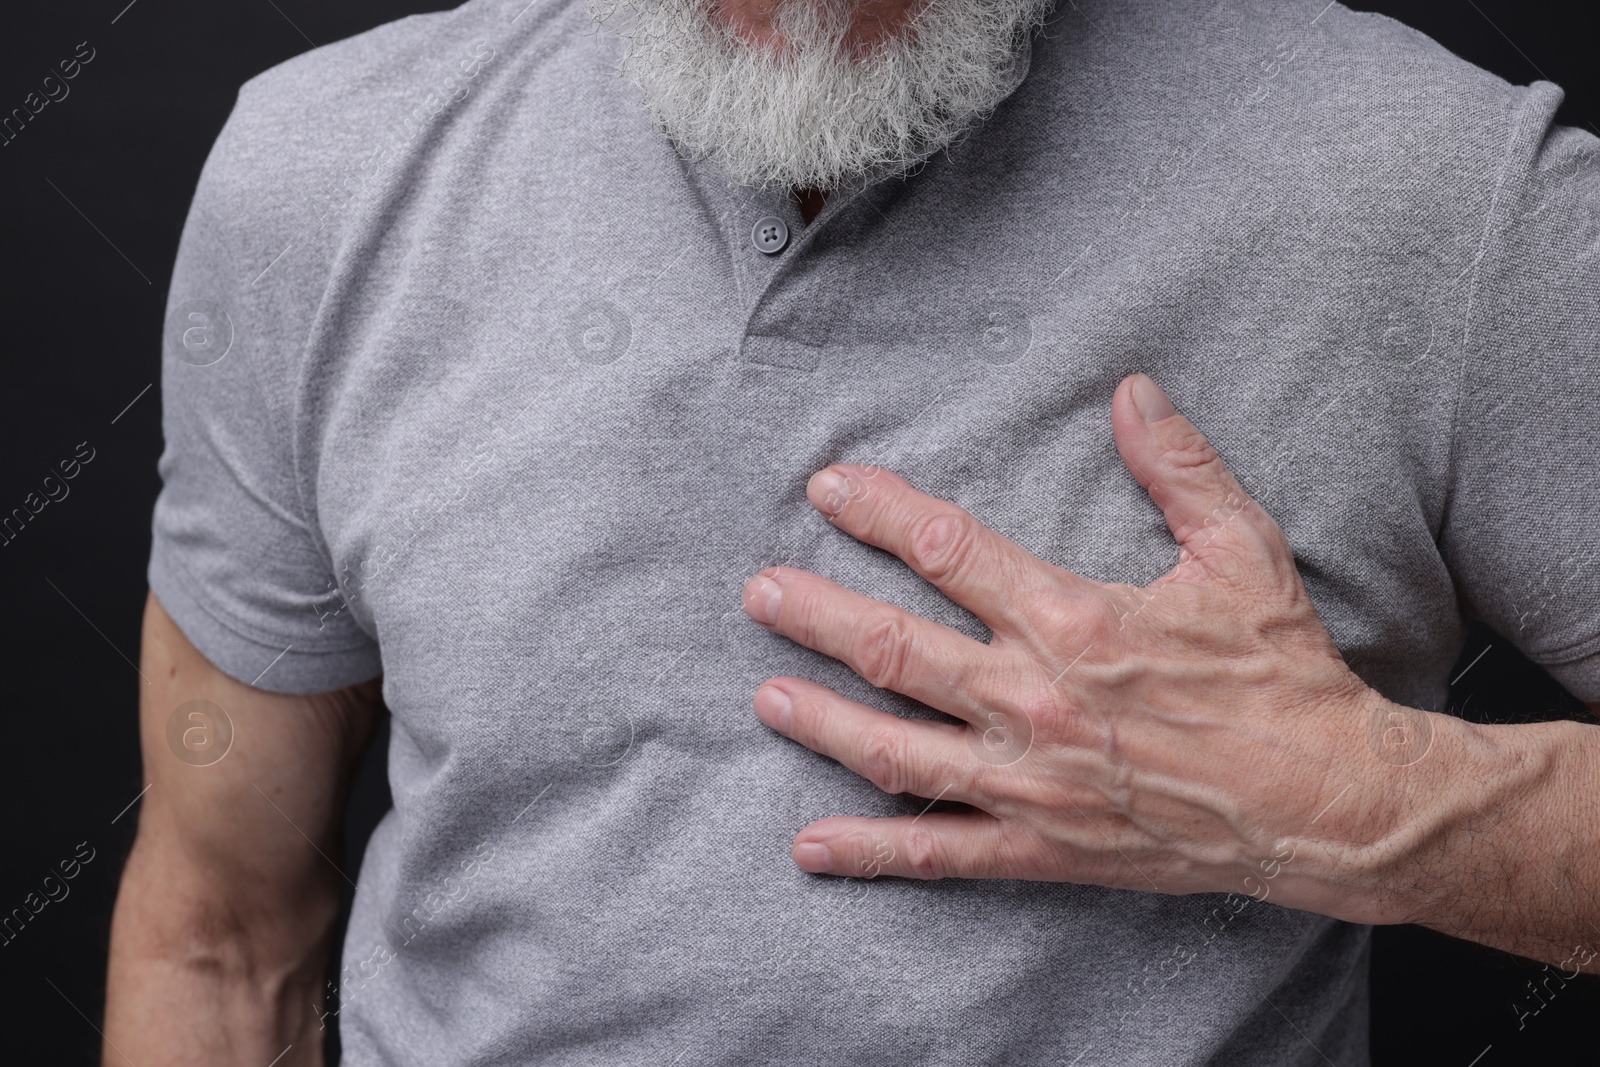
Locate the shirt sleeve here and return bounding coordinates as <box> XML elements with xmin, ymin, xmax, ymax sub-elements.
<box><xmin>1439</xmin><ymin>81</ymin><xmax>1600</xmax><ymax>703</ymax></box>
<box><xmin>147</xmin><ymin>81</ymin><xmax>383</xmax><ymax>694</ymax></box>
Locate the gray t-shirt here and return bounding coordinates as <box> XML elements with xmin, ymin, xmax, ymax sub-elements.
<box><xmin>148</xmin><ymin>0</ymin><xmax>1600</xmax><ymax>1063</ymax></box>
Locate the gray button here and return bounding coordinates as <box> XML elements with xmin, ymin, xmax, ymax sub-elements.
<box><xmin>752</xmin><ymin>216</ymin><xmax>789</xmax><ymax>255</ymax></box>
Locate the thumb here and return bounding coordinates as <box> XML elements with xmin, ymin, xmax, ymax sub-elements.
<box><xmin>1111</xmin><ymin>374</ymin><xmax>1274</xmax><ymax>576</ymax></box>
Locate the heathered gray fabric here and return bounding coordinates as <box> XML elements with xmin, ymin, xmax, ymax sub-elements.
<box><xmin>148</xmin><ymin>0</ymin><xmax>1600</xmax><ymax>1062</ymax></box>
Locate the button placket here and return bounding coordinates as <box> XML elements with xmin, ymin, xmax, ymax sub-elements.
<box><xmin>737</xmin><ymin>184</ymin><xmax>903</xmax><ymax>372</ymax></box>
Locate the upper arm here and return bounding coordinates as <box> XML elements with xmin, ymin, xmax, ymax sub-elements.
<box><xmin>135</xmin><ymin>81</ymin><xmax>391</xmax><ymax>919</ymax></box>
<box><xmin>130</xmin><ymin>590</ymin><xmax>384</xmax><ymax>917</ymax></box>
<box><xmin>148</xmin><ymin>79</ymin><xmax>383</xmax><ymax>694</ymax></box>
<box><xmin>1437</xmin><ymin>93</ymin><xmax>1600</xmax><ymax>705</ymax></box>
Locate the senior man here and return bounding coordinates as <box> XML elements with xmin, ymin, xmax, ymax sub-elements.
<box><xmin>106</xmin><ymin>0</ymin><xmax>1599</xmax><ymax>1063</ymax></box>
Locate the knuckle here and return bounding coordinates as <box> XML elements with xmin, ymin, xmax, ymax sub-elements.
<box><xmin>858</xmin><ymin>724</ymin><xmax>912</xmax><ymax>795</ymax></box>
<box><xmin>1159</xmin><ymin>426</ymin><xmax>1221</xmax><ymax>473</ymax></box>
<box><xmin>1012</xmin><ymin>589</ymin><xmax>1093</xmax><ymax>649</ymax></box>
<box><xmin>1015</xmin><ymin>692</ymin><xmax>1065</xmax><ymax>729</ymax></box>
<box><xmin>855</xmin><ymin>613</ymin><xmax>911</xmax><ymax>690</ymax></box>
<box><xmin>1014</xmin><ymin>694</ymin><xmax>1065</xmax><ymax>744</ymax></box>
<box><xmin>900</xmin><ymin>826</ymin><xmax>944</xmax><ymax>880</ymax></box>
<box><xmin>1018</xmin><ymin>688</ymin><xmax>1098</xmax><ymax>750</ymax></box>
<box><xmin>908</xmin><ymin>510</ymin><xmax>978</xmax><ymax>584</ymax></box>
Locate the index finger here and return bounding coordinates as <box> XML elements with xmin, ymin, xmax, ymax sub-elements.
<box><xmin>805</xmin><ymin>465</ymin><xmax>1095</xmax><ymax>635</ymax></box>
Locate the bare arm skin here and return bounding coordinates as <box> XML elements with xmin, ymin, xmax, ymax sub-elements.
<box><xmin>104</xmin><ymin>592</ymin><xmax>385</xmax><ymax>1067</ymax></box>
<box><xmin>1398</xmin><ymin>706</ymin><xmax>1600</xmax><ymax>972</ymax></box>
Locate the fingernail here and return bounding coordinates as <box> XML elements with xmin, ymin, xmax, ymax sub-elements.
<box><xmin>807</xmin><ymin>468</ymin><xmax>850</xmax><ymax>516</ymax></box>
<box><xmin>743</xmin><ymin>575</ymin><xmax>782</xmax><ymax>626</ymax></box>
<box><xmin>753</xmin><ymin>685</ymin><xmax>793</xmax><ymax>733</ymax></box>
<box><xmin>794</xmin><ymin>842</ymin><xmax>832</xmax><ymax>873</ymax></box>
<box><xmin>1130</xmin><ymin>374</ymin><xmax>1177</xmax><ymax>422</ymax></box>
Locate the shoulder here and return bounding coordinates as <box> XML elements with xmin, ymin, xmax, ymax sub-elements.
<box><xmin>196</xmin><ymin>1</ymin><xmax>523</xmax><ymax>239</ymax></box>
<box><xmin>1289</xmin><ymin>7</ymin><xmax>1599</xmax><ymax>302</ymax></box>
<box><xmin>1234</xmin><ymin>1</ymin><xmax>1585</xmax><ymax>192</ymax></box>
<box><xmin>191</xmin><ymin>0</ymin><xmax>604</xmax><ymax>247</ymax></box>
<box><xmin>1032</xmin><ymin>0</ymin><xmax>1554</xmax><ymax>211</ymax></box>
<box><xmin>1234</xmin><ymin>0</ymin><xmax>1518</xmax><ymax>106</ymax></box>
<box><xmin>173</xmin><ymin>0</ymin><xmax>602</xmax><ymax>369</ymax></box>
<box><xmin>1193</xmin><ymin>1</ymin><xmax>1592</xmax><ymax>270</ymax></box>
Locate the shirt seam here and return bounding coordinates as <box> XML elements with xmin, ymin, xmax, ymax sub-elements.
<box><xmin>1531</xmin><ymin>625</ymin><xmax>1600</xmax><ymax>670</ymax></box>
<box><xmin>1440</xmin><ymin>86</ymin><xmax>1532</xmax><ymax>539</ymax></box>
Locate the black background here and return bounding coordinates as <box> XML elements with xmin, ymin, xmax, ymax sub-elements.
<box><xmin>0</xmin><ymin>1</ymin><xmax>1595</xmax><ymax>1063</ymax></box>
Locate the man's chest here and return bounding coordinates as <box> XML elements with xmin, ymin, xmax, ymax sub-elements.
<box><xmin>300</xmin><ymin>210</ymin><xmax>1465</xmax><ymax>750</ymax></box>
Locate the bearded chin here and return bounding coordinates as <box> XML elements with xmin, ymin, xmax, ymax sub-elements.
<box><xmin>590</xmin><ymin>0</ymin><xmax>1054</xmax><ymax>192</ymax></box>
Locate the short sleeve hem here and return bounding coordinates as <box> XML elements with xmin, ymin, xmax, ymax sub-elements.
<box><xmin>150</xmin><ymin>538</ymin><xmax>383</xmax><ymax>694</ymax></box>
<box><xmin>1533</xmin><ymin>632</ymin><xmax>1600</xmax><ymax>705</ymax></box>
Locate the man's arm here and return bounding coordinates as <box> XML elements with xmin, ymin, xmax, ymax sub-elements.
<box><xmin>1391</xmin><ymin>700</ymin><xmax>1600</xmax><ymax>971</ymax></box>
<box><xmin>104</xmin><ymin>592</ymin><xmax>385</xmax><ymax>1067</ymax></box>
<box><xmin>1367</xmin><ymin>704</ymin><xmax>1600</xmax><ymax>973</ymax></box>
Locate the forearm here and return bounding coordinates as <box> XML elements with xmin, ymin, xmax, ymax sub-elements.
<box><xmin>105</xmin><ymin>838</ymin><xmax>338</xmax><ymax>1066</ymax></box>
<box><xmin>1362</xmin><ymin>706</ymin><xmax>1600</xmax><ymax>971</ymax></box>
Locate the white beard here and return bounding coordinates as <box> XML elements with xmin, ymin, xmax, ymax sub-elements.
<box><xmin>589</xmin><ymin>0</ymin><xmax>1054</xmax><ymax>191</ymax></box>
